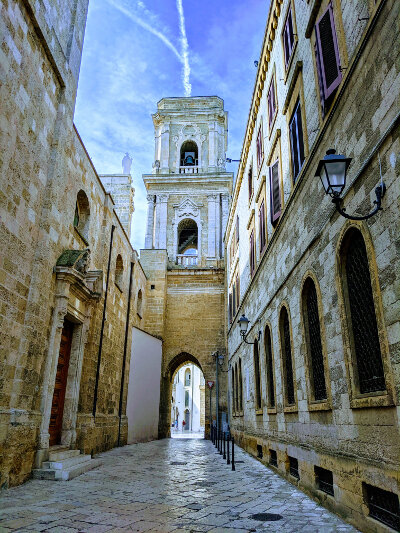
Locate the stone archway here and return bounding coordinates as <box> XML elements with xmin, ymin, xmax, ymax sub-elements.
<box><xmin>159</xmin><ymin>352</ymin><xmax>212</xmax><ymax>439</ymax></box>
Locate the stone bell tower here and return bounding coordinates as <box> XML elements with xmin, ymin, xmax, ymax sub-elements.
<box><xmin>140</xmin><ymin>96</ymin><xmax>233</xmax><ymax>438</ymax></box>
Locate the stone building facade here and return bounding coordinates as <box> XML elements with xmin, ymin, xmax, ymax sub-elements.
<box><xmin>141</xmin><ymin>97</ymin><xmax>233</xmax><ymax>439</ymax></box>
<box><xmin>0</xmin><ymin>0</ymin><xmax>148</xmax><ymax>487</ymax></box>
<box><xmin>225</xmin><ymin>0</ymin><xmax>400</xmax><ymax>531</ymax></box>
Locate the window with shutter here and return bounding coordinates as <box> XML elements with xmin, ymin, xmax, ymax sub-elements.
<box><xmin>289</xmin><ymin>99</ymin><xmax>305</xmax><ymax>182</ymax></box>
<box><xmin>283</xmin><ymin>6</ymin><xmax>295</xmax><ymax>68</ymax></box>
<box><xmin>235</xmin><ymin>273</ymin><xmax>240</xmax><ymax>310</ymax></box>
<box><xmin>254</xmin><ymin>340</ymin><xmax>262</xmax><ymax>410</ymax></box>
<box><xmin>231</xmin><ymin>367</ymin><xmax>236</xmax><ymax>414</ymax></box>
<box><xmin>236</xmin><ymin>215</ymin><xmax>240</xmax><ymax>243</ymax></box>
<box><xmin>248</xmin><ymin>166</ymin><xmax>253</xmax><ymax>201</ymax></box>
<box><xmin>269</xmin><ymin>160</ymin><xmax>281</xmax><ymax>224</ymax></box>
<box><xmin>268</xmin><ymin>78</ymin><xmax>276</xmax><ymax>127</ymax></box>
<box><xmin>257</xmin><ymin>124</ymin><xmax>264</xmax><ymax>168</ymax></box>
<box><xmin>280</xmin><ymin>306</ymin><xmax>295</xmax><ymax>406</ymax></box>
<box><xmin>229</xmin><ymin>292</ymin><xmax>233</xmax><ymax>324</ymax></box>
<box><xmin>315</xmin><ymin>3</ymin><xmax>342</xmax><ymax>99</ymax></box>
<box><xmin>238</xmin><ymin>358</ymin><xmax>243</xmax><ymax>411</ymax></box>
<box><xmin>264</xmin><ymin>325</ymin><xmax>275</xmax><ymax>408</ymax></box>
<box><xmin>232</xmin><ymin>283</ymin><xmax>236</xmax><ymax>317</ymax></box>
<box><xmin>259</xmin><ymin>200</ymin><xmax>266</xmax><ymax>252</ymax></box>
<box><xmin>249</xmin><ymin>229</ymin><xmax>255</xmax><ymax>276</ymax></box>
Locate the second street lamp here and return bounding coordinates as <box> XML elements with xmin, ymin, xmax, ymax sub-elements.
<box><xmin>238</xmin><ymin>314</ymin><xmax>261</xmax><ymax>345</ymax></box>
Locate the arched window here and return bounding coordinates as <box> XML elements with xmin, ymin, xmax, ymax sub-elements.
<box><xmin>74</xmin><ymin>190</ymin><xmax>90</xmax><ymax>241</ymax></box>
<box><xmin>235</xmin><ymin>362</ymin><xmax>239</xmax><ymax>413</ymax></box>
<box><xmin>302</xmin><ymin>277</ymin><xmax>327</xmax><ymax>401</ymax></box>
<box><xmin>185</xmin><ymin>368</ymin><xmax>191</xmax><ymax>387</ymax></box>
<box><xmin>178</xmin><ymin>218</ymin><xmax>198</xmax><ymax>255</ymax></box>
<box><xmin>115</xmin><ymin>254</ymin><xmax>123</xmax><ymax>290</ymax></box>
<box><xmin>137</xmin><ymin>289</ymin><xmax>143</xmax><ymax>318</ymax></box>
<box><xmin>231</xmin><ymin>366</ymin><xmax>236</xmax><ymax>415</ymax></box>
<box><xmin>254</xmin><ymin>339</ymin><xmax>262</xmax><ymax>410</ymax></box>
<box><xmin>238</xmin><ymin>358</ymin><xmax>243</xmax><ymax>412</ymax></box>
<box><xmin>264</xmin><ymin>325</ymin><xmax>275</xmax><ymax>408</ymax></box>
<box><xmin>180</xmin><ymin>140</ymin><xmax>198</xmax><ymax>167</ymax></box>
<box><xmin>280</xmin><ymin>306</ymin><xmax>295</xmax><ymax>406</ymax></box>
<box><xmin>340</xmin><ymin>229</ymin><xmax>385</xmax><ymax>393</ymax></box>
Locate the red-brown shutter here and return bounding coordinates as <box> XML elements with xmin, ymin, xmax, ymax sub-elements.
<box><xmin>269</xmin><ymin>160</ymin><xmax>281</xmax><ymax>224</ymax></box>
<box><xmin>315</xmin><ymin>3</ymin><xmax>342</xmax><ymax>99</ymax></box>
<box><xmin>283</xmin><ymin>7</ymin><xmax>295</xmax><ymax>67</ymax></box>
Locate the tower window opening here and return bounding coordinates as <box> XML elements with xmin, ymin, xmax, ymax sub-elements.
<box><xmin>180</xmin><ymin>140</ymin><xmax>198</xmax><ymax>167</ymax></box>
<box><xmin>177</xmin><ymin>219</ymin><xmax>198</xmax><ymax>265</ymax></box>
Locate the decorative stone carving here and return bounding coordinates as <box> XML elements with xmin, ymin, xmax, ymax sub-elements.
<box><xmin>56</xmin><ymin>249</ymin><xmax>90</xmax><ymax>275</ymax></box>
<box><xmin>175</xmin><ymin>198</ymin><xmax>202</xmax><ymax>219</ymax></box>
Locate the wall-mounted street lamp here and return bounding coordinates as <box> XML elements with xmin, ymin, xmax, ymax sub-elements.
<box><xmin>316</xmin><ymin>149</ymin><xmax>386</xmax><ymax>220</ymax></box>
<box><xmin>238</xmin><ymin>314</ymin><xmax>261</xmax><ymax>345</ymax></box>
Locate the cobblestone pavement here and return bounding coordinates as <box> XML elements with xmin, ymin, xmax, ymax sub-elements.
<box><xmin>0</xmin><ymin>439</ymin><xmax>358</xmax><ymax>533</ymax></box>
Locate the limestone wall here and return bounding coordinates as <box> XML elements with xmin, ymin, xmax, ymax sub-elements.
<box><xmin>225</xmin><ymin>0</ymin><xmax>400</xmax><ymax>530</ymax></box>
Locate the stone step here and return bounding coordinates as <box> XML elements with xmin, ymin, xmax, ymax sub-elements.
<box><xmin>48</xmin><ymin>449</ymin><xmax>80</xmax><ymax>461</ymax></box>
<box><xmin>43</xmin><ymin>454</ymin><xmax>92</xmax><ymax>470</ymax></box>
<box><xmin>33</xmin><ymin>458</ymin><xmax>102</xmax><ymax>481</ymax></box>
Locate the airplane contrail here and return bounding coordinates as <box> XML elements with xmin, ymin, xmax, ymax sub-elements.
<box><xmin>106</xmin><ymin>0</ymin><xmax>182</xmax><ymax>63</ymax></box>
<box><xmin>176</xmin><ymin>0</ymin><xmax>192</xmax><ymax>97</ymax></box>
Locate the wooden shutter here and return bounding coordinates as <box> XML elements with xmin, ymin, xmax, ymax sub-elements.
<box><xmin>232</xmin><ymin>283</ymin><xmax>236</xmax><ymax>317</ymax></box>
<box><xmin>315</xmin><ymin>3</ymin><xmax>342</xmax><ymax>99</ymax></box>
<box><xmin>259</xmin><ymin>200</ymin><xmax>266</xmax><ymax>252</ymax></box>
<box><xmin>248</xmin><ymin>166</ymin><xmax>253</xmax><ymax>200</ymax></box>
<box><xmin>236</xmin><ymin>215</ymin><xmax>239</xmax><ymax>243</ymax></box>
<box><xmin>269</xmin><ymin>160</ymin><xmax>281</xmax><ymax>224</ymax></box>
<box><xmin>283</xmin><ymin>7</ymin><xmax>294</xmax><ymax>67</ymax></box>
<box><xmin>289</xmin><ymin>101</ymin><xmax>305</xmax><ymax>182</ymax></box>
<box><xmin>257</xmin><ymin>125</ymin><xmax>263</xmax><ymax>168</ymax></box>
<box><xmin>314</xmin><ymin>41</ymin><xmax>326</xmax><ymax>118</ymax></box>
<box><xmin>268</xmin><ymin>79</ymin><xmax>276</xmax><ymax>126</ymax></box>
<box><xmin>250</xmin><ymin>230</ymin><xmax>255</xmax><ymax>275</ymax></box>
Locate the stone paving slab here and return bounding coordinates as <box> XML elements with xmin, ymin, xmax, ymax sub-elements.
<box><xmin>0</xmin><ymin>439</ymin><xmax>358</xmax><ymax>532</ymax></box>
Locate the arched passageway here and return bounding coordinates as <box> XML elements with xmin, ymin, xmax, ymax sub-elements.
<box><xmin>170</xmin><ymin>361</ymin><xmax>205</xmax><ymax>439</ymax></box>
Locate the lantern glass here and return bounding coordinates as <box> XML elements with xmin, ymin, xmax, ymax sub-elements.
<box><xmin>324</xmin><ymin>160</ymin><xmax>346</xmax><ymax>196</ymax></box>
<box><xmin>238</xmin><ymin>314</ymin><xmax>249</xmax><ymax>334</ymax></box>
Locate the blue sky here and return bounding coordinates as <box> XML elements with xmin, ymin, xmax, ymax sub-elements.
<box><xmin>74</xmin><ymin>0</ymin><xmax>269</xmax><ymax>251</ymax></box>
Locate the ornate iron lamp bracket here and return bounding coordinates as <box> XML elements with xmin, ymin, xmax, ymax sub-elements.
<box><xmin>332</xmin><ymin>183</ymin><xmax>386</xmax><ymax>221</ymax></box>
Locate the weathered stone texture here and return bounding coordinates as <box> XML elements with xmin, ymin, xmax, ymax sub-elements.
<box><xmin>226</xmin><ymin>0</ymin><xmax>400</xmax><ymax>531</ymax></box>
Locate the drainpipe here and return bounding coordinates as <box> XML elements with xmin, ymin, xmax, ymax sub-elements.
<box><xmin>93</xmin><ymin>224</ymin><xmax>116</xmax><ymax>417</ymax></box>
<box><xmin>118</xmin><ymin>261</ymin><xmax>134</xmax><ymax>446</ymax></box>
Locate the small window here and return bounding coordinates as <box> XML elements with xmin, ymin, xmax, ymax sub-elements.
<box><xmin>315</xmin><ymin>466</ymin><xmax>334</xmax><ymax>496</ymax></box>
<box><xmin>185</xmin><ymin>368</ymin><xmax>191</xmax><ymax>387</ymax></box>
<box><xmin>259</xmin><ymin>200</ymin><xmax>266</xmax><ymax>253</ymax></box>
<box><xmin>257</xmin><ymin>444</ymin><xmax>263</xmax><ymax>459</ymax></box>
<box><xmin>315</xmin><ymin>3</ymin><xmax>342</xmax><ymax>101</ymax></box>
<box><xmin>74</xmin><ymin>190</ymin><xmax>90</xmax><ymax>241</ymax></box>
<box><xmin>115</xmin><ymin>254</ymin><xmax>123</xmax><ymax>290</ymax></box>
<box><xmin>254</xmin><ymin>339</ymin><xmax>262</xmax><ymax>410</ymax></box>
<box><xmin>232</xmin><ymin>282</ymin><xmax>236</xmax><ymax>318</ymax></box>
<box><xmin>289</xmin><ymin>456</ymin><xmax>299</xmax><ymax>479</ymax></box>
<box><xmin>185</xmin><ymin>390</ymin><xmax>189</xmax><ymax>407</ymax></box>
<box><xmin>264</xmin><ymin>325</ymin><xmax>275</xmax><ymax>409</ymax></box>
<box><xmin>269</xmin><ymin>160</ymin><xmax>281</xmax><ymax>225</ymax></box>
<box><xmin>236</xmin><ymin>215</ymin><xmax>240</xmax><ymax>243</ymax></box>
<box><xmin>341</xmin><ymin>229</ymin><xmax>385</xmax><ymax>393</ymax></box>
<box><xmin>228</xmin><ymin>292</ymin><xmax>233</xmax><ymax>324</ymax></box>
<box><xmin>231</xmin><ymin>366</ymin><xmax>236</xmax><ymax>414</ymax></box>
<box><xmin>235</xmin><ymin>362</ymin><xmax>239</xmax><ymax>413</ymax></box>
<box><xmin>248</xmin><ymin>165</ymin><xmax>253</xmax><ymax>201</ymax></box>
<box><xmin>269</xmin><ymin>449</ymin><xmax>278</xmax><ymax>467</ymax></box>
<box><xmin>283</xmin><ymin>6</ymin><xmax>295</xmax><ymax>68</ymax></box>
<box><xmin>289</xmin><ymin>99</ymin><xmax>305</xmax><ymax>182</ymax></box>
<box><xmin>364</xmin><ymin>483</ymin><xmax>400</xmax><ymax>530</ymax></box>
<box><xmin>302</xmin><ymin>277</ymin><xmax>327</xmax><ymax>401</ymax></box>
<box><xmin>268</xmin><ymin>77</ymin><xmax>276</xmax><ymax>127</ymax></box>
<box><xmin>280</xmin><ymin>306</ymin><xmax>295</xmax><ymax>406</ymax></box>
<box><xmin>235</xmin><ymin>273</ymin><xmax>240</xmax><ymax>311</ymax></box>
<box><xmin>249</xmin><ymin>229</ymin><xmax>256</xmax><ymax>276</ymax></box>
<box><xmin>256</xmin><ymin>124</ymin><xmax>264</xmax><ymax>169</ymax></box>
<box><xmin>137</xmin><ymin>289</ymin><xmax>143</xmax><ymax>318</ymax></box>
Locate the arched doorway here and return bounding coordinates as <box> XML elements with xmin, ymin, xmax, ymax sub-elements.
<box><xmin>164</xmin><ymin>352</ymin><xmax>206</xmax><ymax>439</ymax></box>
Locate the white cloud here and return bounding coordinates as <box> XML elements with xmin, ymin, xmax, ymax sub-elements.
<box><xmin>176</xmin><ymin>0</ymin><xmax>191</xmax><ymax>96</ymax></box>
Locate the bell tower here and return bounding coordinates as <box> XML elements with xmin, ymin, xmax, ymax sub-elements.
<box><xmin>140</xmin><ymin>96</ymin><xmax>233</xmax><ymax>439</ymax></box>
<box><xmin>143</xmin><ymin>96</ymin><xmax>233</xmax><ymax>268</ymax></box>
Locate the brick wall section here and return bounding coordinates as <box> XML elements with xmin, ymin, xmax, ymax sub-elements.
<box><xmin>226</xmin><ymin>0</ymin><xmax>400</xmax><ymax>530</ymax></box>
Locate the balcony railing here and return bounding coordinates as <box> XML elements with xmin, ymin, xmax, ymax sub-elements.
<box><xmin>179</xmin><ymin>165</ymin><xmax>199</xmax><ymax>174</ymax></box>
<box><xmin>176</xmin><ymin>254</ymin><xmax>198</xmax><ymax>266</ymax></box>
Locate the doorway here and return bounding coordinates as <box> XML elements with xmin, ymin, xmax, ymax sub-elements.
<box><xmin>49</xmin><ymin>319</ymin><xmax>73</xmax><ymax>446</ymax></box>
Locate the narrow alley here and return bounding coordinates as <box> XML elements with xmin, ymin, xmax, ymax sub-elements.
<box><xmin>0</xmin><ymin>439</ymin><xmax>357</xmax><ymax>532</ymax></box>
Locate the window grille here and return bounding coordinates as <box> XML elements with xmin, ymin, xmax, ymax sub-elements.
<box><xmin>269</xmin><ymin>449</ymin><xmax>278</xmax><ymax>467</ymax></box>
<box><xmin>257</xmin><ymin>445</ymin><xmax>263</xmax><ymax>458</ymax></box>
<box><xmin>289</xmin><ymin>456</ymin><xmax>299</xmax><ymax>479</ymax></box>
<box><xmin>365</xmin><ymin>483</ymin><xmax>400</xmax><ymax>530</ymax></box>
<box><xmin>315</xmin><ymin>466</ymin><xmax>334</xmax><ymax>496</ymax></box>
<box><xmin>239</xmin><ymin>358</ymin><xmax>243</xmax><ymax>411</ymax></box>
<box><xmin>254</xmin><ymin>341</ymin><xmax>262</xmax><ymax>410</ymax></box>
<box><xmin>269</xmin><ymin>160</ymin><xmax>281</xmax><ymax>224</ymax></box>
<box><xmin>281</xmin><ymin>307</ymin><xmax>295</xmax><ymax>405</ymax></box>
<box><xmin>264</xmin><ymin>326</ymin><xmax>275</xmax><ymax>408</ymax></box>
<box><xmin>304</xmin><ymin>279</ymin><xmax>327</xmax><ymax>401</ymax></box>
<box><xmin>289</xmin><ymin>99</ymin><xmax>305</xmax><ymax>182</ymax></box>
<box><xmin>344</xmin><ymin>230</ymin><xmax>385</xmax><ymax>393</ymax></box>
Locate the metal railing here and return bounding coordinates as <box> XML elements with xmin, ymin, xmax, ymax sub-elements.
<box><xmin>176</xmin><ymin>254</ymin><xmax>198</xmax><ymax>266</ymax></box>
<box><xmin>211</xmin><ymin>426</ymin><xmax>235</xmax><ymax>471</ymax></box>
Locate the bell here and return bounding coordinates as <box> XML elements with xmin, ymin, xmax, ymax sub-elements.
<box><xmin>184</xmin><ymin>154</ymin><xmax>195</xmax><ymax>166</ymax></box>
